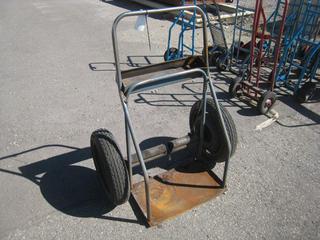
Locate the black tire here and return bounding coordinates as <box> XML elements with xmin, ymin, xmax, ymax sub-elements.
<box><xmin>228</xmin><ymin>77</ymin><xmax>242</xmax><ymax>98</ymax></box>
<box><xmin>189</xmin><ymin>99</ymin><xmax>238</xmax><ymax>165</ymax></box>
<box><xmin>203</xmin><ymin>46</ymin><xmax>219</xmax><ymax>67</ymax></box>
<box><xmin>216</xmin><ymin>54</ymin><xmax>229</xmax><ymax>71</ymax></box>
<box><xmin>257</xmin><ymin>91</ymin><xmax>277</xmax><ymax>114</ymax></box>
<box><xmin>295</xmin><ymin>82</ymin><xmax>316</xmax><ymax>103</ymax></box>
<box><xmin>90</xmin><ymin>129</ymin><xmax>130</xmax><ymax>205</ymax></box>
<box><xmin>210</xmin><ymin>51</ymin><xmax>222</xmax><ymax>67</ymax></box>
<box><xmin>163</xmin><ymin>47</ymin><xmax>179</xmax><ymax>61</ymax></box>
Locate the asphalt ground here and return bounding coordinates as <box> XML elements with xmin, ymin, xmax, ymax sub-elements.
<box><xmin>0</xmin><ymin>1</ymin><xmax>319</xmax><ymax>239</ymax></box>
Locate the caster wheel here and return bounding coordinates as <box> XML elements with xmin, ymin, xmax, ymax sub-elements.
<box><xmin>216</xmin><ymin>54</ymin><xmax>229</xmax><ymax>71</ymax></box>
<box><xmin>90</xmin><ymin>129</ymin><xmax>130</xmax><ymax>205</ymax></box>
<box><xmin>164</xmin><ymin>47</ymin><xmax>179</xmax><ymax>61</ymax></box>
<box><xmin>204</xmin><ymin>46</ymin><xmax>225</xmax><ymax>67</ymax></box>
<box><xmin>257</xmin><ymin>91</ymin><xmax>277</xmax><ymax>114</ymax></box>
<box><xmin>189</xmin><ymin>99</ymin><xmax>238</xmax><ymax>166</ymax></box>
<box><xmin>228</xmin><ymin>77</ymin><xmax>242</xmax><ymax>98</ymax></box>
<box><xmin>295</xmin><ymin>82</ymin><xmax>316</xmax><ymax>103</ymax></box>
<box><xmin>209</xmin><ymin>51</ymin><xmax>222</xmax><ymax>67</ymax></box>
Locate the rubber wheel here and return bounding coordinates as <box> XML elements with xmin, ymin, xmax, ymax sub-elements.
<box><xmin>216</xmin><ymin>54</ymin><xmax>229</xmax><ymax>71</ymax></box>
<box><xmin>228</xmin><ymin>77</ymin><xmax>242</xmax><ymax>98</ymax></box>
<box><xmin>210</xmin><ymin>51</ymin><xmax>222</xmax><ymax>67</ymax></box>
<box><xmin>257</xmin><ymin>91</ymin><xmax>277</xmax><ymax>114</ymax></box>
<box><xmin>204</xmin><ymin>46</ymin><xmax>226</xmax><ymax>67</ymax></box>
<box><xmin>164</xmin><ymin>47</ymin><xmax>179</xmax><ymax>61</ymax></box>
<box><xmin>189</xmin><ymin>99</ymin><xmax>238</xmax><ymax>165</ymax></box>
<box><xmin>295</xmin><ymin>82</ymin><xmax>316</xmax><ymax>103</ymax></box>
<box><xmin>90</xmin><ymin>129</ymin><xmax>130</xmax><ymax>205</ymax></box>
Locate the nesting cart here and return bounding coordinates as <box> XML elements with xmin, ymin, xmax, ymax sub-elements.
<box><xmin>229</xmin><ymin>0</ymin><xmax>255</xmax><ymax>77</ymax></box>
<box><xmin>91</xmin><ymin>6</ymin><xmax>237</xmax><ymax>226</ymax></box>
<box><xmin>164</xmin><ymin>0</ymin><xmax>197</xmax><ymax>61</ymax></box>
<box><xmin>275</xmin><ymin>0</ymin><xmax>320</xmax><ymax>102</ymax></box>
<box><xmin>229</xmin><ymin>0</ymin><xmax>289</xmax><ymax>114</ymax></box>
<box><xmin>165</xmin><ymin>0</ymin><xmax>229</xmax><ymax>71</ymax></box>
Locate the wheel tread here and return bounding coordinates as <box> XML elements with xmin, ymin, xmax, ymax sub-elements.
<box><xmin>91</xmin><ymin>129</ymin><xmax>130</xmax><ymax>205</ymax></box>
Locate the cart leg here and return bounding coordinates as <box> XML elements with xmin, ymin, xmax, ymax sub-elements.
<box><xmin>125</xmin><ymin>117</ymin><xmax>133</xmax><ymax>189</ymax></box>
<box><xmin>123</xmin><ymin>103</ymin><xmax>152</xmax><ymax>221</ymax></box>
<box><xmin>198</xmin><ymin>76</ymin><xmax>208</xmax><ymax>159</ymax></box>
<box><xmin>208</xmin><ymin>80</ymin><xmax>231</xmax><ymax>188</ymax></box>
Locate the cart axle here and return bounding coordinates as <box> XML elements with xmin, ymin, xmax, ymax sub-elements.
<box><xmin>129</xmin><ymin>135</ymin><xmax>195</xmax><ymax>167</ymax></box>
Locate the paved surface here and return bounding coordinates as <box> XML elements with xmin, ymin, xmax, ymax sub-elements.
<box><xmin>0</xmin><ymin>0</ymin><xmax>319</xmax><ymax>239</ymax></box>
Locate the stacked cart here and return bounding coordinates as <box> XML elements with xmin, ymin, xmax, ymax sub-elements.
<box><xmin>229</xmin><ymin>0</ymin><xmax>289</xmax><ymax>114</ymax></box>
<box><xmin>275</xmin><ymin>0</ymin><xmax>320</xmax><ymax>102</ymax></box>
<box><xmin>229</xmin><ymin>0</ymin><xmax>320</xmax><ymax>113</ymax></box>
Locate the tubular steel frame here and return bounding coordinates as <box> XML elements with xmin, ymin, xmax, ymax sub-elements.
<box><xmin>229</xmin><ymin>0</ymin><xmax>255</xmax><ymax>76</ymax></box>
<box><xmin>166</xmin><ymin>0</ymin><xmax>197</xmax><ymax>60</ymax></box>
<box><xmin>238</xmin><ymin>0</ymin><xmax>288</xmax><ymax>101</ymax></box>
<box><xmin>111</xmin><ymin>6</ymin><xmax>231</xmax><ymax>222</ymax></box>
<box><xmin>165</xmin><ymin>0</ymin><xmax>229</xmax><ymax>62</ymax></box>
<box><xmin>275</xmin><ymin>0</ymin><xmax>320</xmax><ymax>94</ymax></box>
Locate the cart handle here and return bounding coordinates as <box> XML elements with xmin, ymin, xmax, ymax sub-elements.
<box><xmin>111</xmin><ymin>5</ymin><xmax>210</xmax><ymax>91</ymax></box>
<box><xmin>125</xmin><ymin>68</ymin><xmax>208</xmax><ymax>96</ymax></box>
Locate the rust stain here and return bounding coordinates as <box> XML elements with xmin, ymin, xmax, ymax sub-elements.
<box><xmin>132</xmin><ymin>161</ymin><xmax>225</xmax><ymax>226</ymax></box>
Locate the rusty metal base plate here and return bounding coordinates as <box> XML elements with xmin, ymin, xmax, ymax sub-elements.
<box><xmin>131</xmin><ymin>161</ymin><xmax>225</xmax><ymax>226</ymax></box>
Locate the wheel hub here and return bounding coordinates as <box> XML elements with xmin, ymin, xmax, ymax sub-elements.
<box><xmin>265</xmin><ymin>98</ymin><xmax>273</xmax><ymax>108</ymax></box>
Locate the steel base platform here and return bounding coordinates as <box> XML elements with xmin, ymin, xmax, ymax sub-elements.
<box><xmin>132</xmin><ymin>161</ymin><xmax>225</xmax><ymax>226</ymax></box>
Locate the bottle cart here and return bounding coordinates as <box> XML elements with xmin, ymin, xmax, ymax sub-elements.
<box><xmin>91</xmin><ymin>6</ymin><xmax>238</xmax><ymax>226</ymax></box>
<box><xmin>275</xmin><ymin>0</ymin><xmax>320</xmax><ymax>102</ymax></box>
<box><xmin>228</xmin><ymin>0</ymin><xmax>289</xmax><ymax>114</ymax></box>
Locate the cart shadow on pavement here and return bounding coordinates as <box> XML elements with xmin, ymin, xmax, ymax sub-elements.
<box><xmin>100</xmin><ymin>0</ymin><xmax>174</xmax><ymax>21</ymax></box>
<box><xmin>0</xmin><ymin>137</ymin><xmax>213</xmax><ymax>227</ymax></box>
<box><xmin>276</xmin><ymin>95</ymin><xmax>320</xmax><ymax>128</ymax></box>
<box><xmin>0</xmin><ymin>145</ymin><xmax>147</xmax><ymax>226</ymax></box>
<box><xmin>100</xmin><ymin>0</ymin><xmax>143</xmax><ymax>11</ymax></box>
<box><xmin>89</xmin><ymin>55</ymin><xmax>162</xmax><ymax>72</ymax></box>
<box><xmin>133</xmin><ymin>79</ymin><xmax>261</xmax><ymax>117</ymax></box>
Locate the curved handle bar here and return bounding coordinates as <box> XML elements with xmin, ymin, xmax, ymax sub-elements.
<box><xmin>111</xmin><ymin>6</ymin><xmax>210</xmax><ymax>90</ymax></box>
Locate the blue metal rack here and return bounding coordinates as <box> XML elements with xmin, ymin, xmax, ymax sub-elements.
<box><xmin>275</xmin><ymin>0</ymin><xmax>320</xmax><ymax>101</ymax></box>
<box><xmin>164</xmin><ymin>0</ymin><xmax>197</xmax><ymax>61</ymax></box>
<box><xmin>164</xmin><ymin>0</ymin><xmax>229</xmax><ymax>67</ymax></box>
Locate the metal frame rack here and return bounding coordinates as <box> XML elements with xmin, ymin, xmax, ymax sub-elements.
<box><xmin>203</xmin><ymin>0</ymin><xmax>229</xmax><ymax>70</ymax></box>
<box><xmin>229</xmin><ymin>0</ymin><xmax>255</xmax><ymax>76</ymax></box>
<box><xmin>165</xmin><ymin>0</ymin><xmax>229</xmax><ymax>69</ymax></box>
<box><xmin>229</xmin><ymin>0</ymin><xmax>289</xmax><ymax>114</ymax></box>
<box><xmin>275</xmin><ymin>0</ymin><xmax>320</xmax><ymax>102</ymax></box>
<box><xmin>164</xmin><ymin>0</ymin><xmax>197</xmax><ymax>61</ymax></box>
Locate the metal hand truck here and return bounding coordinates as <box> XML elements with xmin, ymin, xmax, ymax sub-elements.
<box><xmin>202</xmin><ymin>0</ymin><xmax>229</xmax><ymax>71</ymax></box>
<box><xmin>164</xmin><ymin>0</ymin><xmax>229</xmax><ymax>71</ymax></box>
<box><xmin>91</xmin><ymin>6</ymin><xmax>238</xmax><ymax>226</ymax></box>
<box><xmin>229</xmin><ymin>0</ymin><xmax>255</xmax><ymax>77</ymax></box>
<box><xmin>275</xmin><ymin>0</ymin><xmax>320</xmax><ymax>102</ymax></box>
<box><xmin>164</xmin><ymin>0</ymin><xmax>197</xmax><ymax>61</ymax></box>
<box><xmin>295</xmin><ymin>43</ymin><xmax>320</xmax><ymax>102</ymax></box>
<box><xmin>228</xmin><ymin>0</ymin><xmax>289</xmax><ymax>114</ymax></box>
